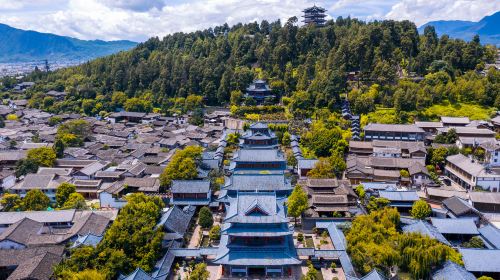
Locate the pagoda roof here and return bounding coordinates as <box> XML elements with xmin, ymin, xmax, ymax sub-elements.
<box><xmin>224</xmin><ymin>172</ymin><xmax>292</xmax><ymax>192</ymax></box>
<box><xmin>224</xmin><ymin>192</ymin><xmax>288</xmax><ymax>224</ymax></box>
<box><xmin>303</xmin><ymin>5</ymin><xmax>326</xmax><ymax>12</ymax></box>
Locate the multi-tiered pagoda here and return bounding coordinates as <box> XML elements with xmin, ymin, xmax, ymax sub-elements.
<box><xmin>245</xmin><ymin>80</ymin><xmax>275</xmax><ymax>104</ymax></box>
<box><xmin>302</xmin><ymin>5</ymin><xmax>327</xmax><ymax>26</ymax></box>
<box><xmin>213</xmin><ymin>192</ymin><xmax>300</xmax><ymax>277</ymax></box>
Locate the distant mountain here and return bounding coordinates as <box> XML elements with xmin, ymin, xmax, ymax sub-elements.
<box><xmin>418</xmin><ymin>11</ymin><xmax>500</xmax><ymax>46</ymax></box>
<box><xmin>0</xmin><ymin>23</ymin><xmax>137</xmax><ymax>63</ymax></box>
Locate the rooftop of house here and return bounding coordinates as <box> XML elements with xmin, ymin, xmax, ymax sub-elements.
<box><xmin>402</xmin><ymin>220</ymin><xmax>450</xmax><ymax>245</ymax></box>
<box><xmin>379</xmin><ymin>191</ymin><xmax>419</xmax><ymax>202</ymax></box>
<box><xmin>364</xmin><ymin>123</ymin><xmax>425</xmax><ymax>133</ymax></box>
<box><xmin>430</xmin><ymin>218</ymin><xmax>479</xmax><ymax>235</ymax></box>
<box><xmin>440</xmin><ymin>116</ymin><xmax>470</xmax><ymax>124</ymax></box>
<box><xmin>459</xmin><ymin>248</ymin><xmax>500</xmax><ymax>272</ymax></box>
<box><xmin>431</xmin><ymin>260</ymin><xmax>476</xmax><ymax>280</ymax></box>
<box><xmin>171</xmin><ymin>180</ymin><xmax>210</xmax><ymax>193</ymax></box>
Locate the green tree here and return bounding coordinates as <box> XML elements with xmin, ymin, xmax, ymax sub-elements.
<box><xmin>159</xmin><ymin>146</ymin><xmax>202</xmax><ymax>187</ymax></box>
<box><xmin>62</xmin><ymin>193</ymin><xmax>88</xmax><ymax>210</ymax></box>
<box><xmin>0</xmin><ymin>193</ymin><xmax>23</xmax><ymax>211</ymax></box>
<box><xmin>15</xmin><ymin>158</ymin><xmax>39</xmax><ymax>177</ymax></box>
<box><xmin>462</xmin><ymin>236</ymin><xmax>484</xmax><ymax>248</ymax></box>
<box><xmin>308</xmin><ymin>158</ymin><xmax>335</xmax><ymax>179</ymax></box>
<box><xmin>54</xmin><ymin>139</ymin><xmax>65</xmax><ymax>158</ymax></box>
<box><xmin>189</xmin><ymin>263</ymin><xmax>210</xmax><ymax>280</ymax></box>
<box><xmin>281</xmin><ymin>131</ymin><xmax>291</xmax><ymax>146</ymax></box>
<box><xmin>477</xmin><ymin>276</ymin><xmax>494</xmax><ymax>280</ymax></box>
<box><xmin>209</xmin><ymin>225</ymin><xmax>221</xmax><ymax>241</ymax></box>
<box><xmin>23</xmin><ymin>189</ymin><xmax>50</xmax><ymax>211</ymax></box>
<box><xmin>198</xmin><ymin>207</ymin><xmax>213</xmax><ymax>229</ymax></box>
<box><xmin>304</xmin><ymin>263</ymin><xmax>318</xmax><ymax>280</ymax></box>
<box><xmin>56</xmin><ymin>182</ymin><xmax>76</xmax><ymax>207</ymax></box>
<box><xmin>69</xmin><ymin>269</ymin><xmax>106</xmax><ymax>280</ymax></box>
<box><xmin>429</xmin><ymin>146</ymin><xmax>449</xmax><ymax>167</ymax></box>
<box><xmin>57</xmin><ymin>120</ymin><xmax>92</xmax><ymax>147</ymax></box>
<box><xmin>287</xmin><ymin>185</ymin><xmax>308</xmax><ymax>224</ymax></box>
<box><xmin>366</xmin><ymin>197</ymin><xmax>390</xmax><ymax>213</ymax></box>
<box><xmin>400</xmin><ymin>169</ymin><xmax>410</xmax><ymax>178</ymax></box>
<box><xmin>410</xmin><ymin>200</ymin><xmax>432</xmax><ymax>219</ymax></box>
<box><xmin>27</xmin><ymin>147</ymin><xmax>56</xmax><ymax>167</ymax></box>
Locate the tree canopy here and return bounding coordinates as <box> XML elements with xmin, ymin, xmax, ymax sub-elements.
<box><xmin>159</xmin><ymin>146</ymin><xmax>202</xmax><ymax>186</ymax></box>
<box><xmin>56</xmin><ymin>193</ymin><xmax>164</xmax><ymax>279</ymax></box>
<box><xmin>27</xmin><ymin>147</ymin><xmax>56</xmax><ymax>167</ymax></box>
<box><xmin>346</xmin><ymin>208</ymin><xmax>462</xmax><ymax>278</ymax></box>
<box><xmin>287</xmin><ymin>185</ymin><xmax>309</xmax><ymax>223</ymax></box>
<box><xmin>18</xmin><ymin>17</ymin><xmax>496</xmax><ymax>120</ymax></box>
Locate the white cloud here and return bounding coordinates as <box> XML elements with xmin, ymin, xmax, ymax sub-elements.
<box><xmin>386</xmin><ymin>0</ymin><xmax>500</xmax><ymax>26</ymax></box>
<box><xmin>101</xmin><ymin>0</ymin><xmax>167</xmax><ymax>12</ymax></box>
<box><xmin>0</xmin><ymin>0</ymin><xmax>497</xmax><ymax>41</ymax></box>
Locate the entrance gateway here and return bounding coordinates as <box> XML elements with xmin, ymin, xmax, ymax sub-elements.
<box><xmin>230</xmin><ymin>266</ymin><xmax>284</xmax><ymax>277</ymax></box>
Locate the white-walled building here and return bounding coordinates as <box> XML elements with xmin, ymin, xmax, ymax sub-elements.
<box><xmin>445</xmin><ymin>154</ymin><xmax>500</xmax><ymax>192</ymax></box>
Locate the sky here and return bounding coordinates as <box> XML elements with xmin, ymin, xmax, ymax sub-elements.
<box><xmin>0</xmin><ymin>0</ymin><xmax>499</xmax><ymax>42</ymax></box>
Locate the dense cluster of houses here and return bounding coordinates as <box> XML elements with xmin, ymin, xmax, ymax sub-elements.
<box><xmin>2</xmin><ymin>88</ymin><xmax>500</xmax><ymax>279</ymax></box>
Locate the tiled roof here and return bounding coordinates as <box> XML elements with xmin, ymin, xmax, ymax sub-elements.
<box><xmin>364</xmin><ymin>123</ymin><xmax>424</xmax><ymax>133</ymax></box>
<box><xmin>459</xmin><ymin>248</ymin><xmax>500</xmax><ymax>272</ymax></box>
<box><xmin>431</xmin><ymin>261</ymin><xmax>476</xmax><ymax>280</ymax></box>
<box><xmin>402</xmin><ymin>220</ymin><xmax>450</xmax><ymax>245</ymax></box>
<box><xmin>6</xmin><ymin>252</ymin><xmax>62</xmax><ymax>280</ymax></box>
<box><xmin>171</xmin><ymin>180</ymin><xmax>210</xmax><ymax>193</ymax></box>
<box><xmin>430</xmin><ymin>218</ymin><xmax>479</xmax><ymax>235</ymax></box>
<box><xmin>443</xmin><ymin>196</ymin><xmax>475</xmax><ymax>217</ymax></box>
<box><xmin>479</xmin><ymin>224</ymin><xmax>500</xmax><ymax>249</ymax></box>
<box><xmin>379</xmin><ymin>191</ymin><xmax>419</xmax><ymax>202</ymax></box>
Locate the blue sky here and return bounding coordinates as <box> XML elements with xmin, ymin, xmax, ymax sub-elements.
<box><xmin>0</xmin><ymin>0</ymin><xmax>498</xmax><ymax>42</ymax></box>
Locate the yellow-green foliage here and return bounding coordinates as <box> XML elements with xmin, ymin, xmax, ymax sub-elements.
<box><xmin>346</xmin><ymin>208</ymin><xmax>463</xmax><ymax>278</ymax></box>
<box><xmin>159</xmin><ymin>146</ymin><xmax>202</xmax><ymax>186</ymax></box>
<box><xmin>362</xmin><ymin>108</ymin><xmax>398</xmax><ymax>125</ymax></box>
<box><xmin>6</xmin><ymin>114</ymin><xmax>18</xmax><ymax>121</ymax></box>
<box><xmin>421</xmin><ymin>102</ymin><xmax>496</xmax><ymax>121</ymax></box>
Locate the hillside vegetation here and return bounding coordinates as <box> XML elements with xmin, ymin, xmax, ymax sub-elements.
<box><xmin>5</xmin><ymin>17</ymin><xmax>499</xmax><ymax>121</ymax></box>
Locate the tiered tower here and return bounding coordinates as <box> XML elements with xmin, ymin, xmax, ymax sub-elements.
<box><xmin>302</xmin><ymin>5</ymin><xmax>327</xmax><ymax>26</ymax></box>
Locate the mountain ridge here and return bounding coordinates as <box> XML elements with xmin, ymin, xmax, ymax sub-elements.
<box><xmin>0</xmin><ymin>23</ymin><xmax>137</xmax><ymax>63</ymax></box>
<box><xmin>418</xmin><ymin>11</ymin><xmax>500</xmax><ymax>46</ymax></box>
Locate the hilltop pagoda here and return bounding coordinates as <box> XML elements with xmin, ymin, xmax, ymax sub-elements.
<box><xmin>302</xmin><ymin>5</ymin><xmax>327</xmax><ymax>26</ymax></box>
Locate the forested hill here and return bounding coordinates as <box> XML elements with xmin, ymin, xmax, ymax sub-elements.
<box><xmin>20</xmin><ymin>17</ymin><xmax>499</xmax><ymax>120</ymax></box>
<box><xmin>0</xmin><ymin>23</ymin><xmax>137</xmax><ymax>62</ymax></box>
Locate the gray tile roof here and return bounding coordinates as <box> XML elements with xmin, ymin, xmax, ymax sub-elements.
<box><xmin>11</xmin><ymin>174</ymin><xmax>55</xmax><ymax>190</ymax></box>
<box><xmin>0</xmin><ymin>210</ymin><xmax>76</xmax><ymax>226</ymax></box>
<box><xmin>6</xmin><ymin>252</ymin><xmax>62</xmax><ymax>280</ymax></box>
<box><xmin>156</xmin><ymin>206</ymin><xmax>195</xmax><ymax>240</ymax></box>
<box><xmin>225</xmin><ymin>172</ymin><xmax>292</xmax><ymax>192</ymax></box>
<box><xmin>443</xmin><ymin>196</ymin><xmax>475</xmax><ymax>217</ymax></box>
<box><xmin>430</xmin><ymin>218</ymin><xmax>479</xmax><ymax>235</ymax></box>
<box><xmin>234</xmin><ymin>148</ymin><xmax>284</xmax><ymax>162</ymax></box>
<box><xmin>402</xmin><ymin>220</ymin><xmax>450</xmax><ymax>245</ymax></box>
<box><xmin>171</xmin><ymin>180</ymin><xmax>210</xmax><ymax>193</ymax></box>
<box><xmin>459</xmin><ymin>248</ymin><xmax>500</xmax><ymax>272</ymax></box>
<box><xmin>379</xmin><ymin>191</ymin><xmax>419</xmax><ymax>202</ymax></box>
<box><xmin>364</xmin><ymin>123</ymin><xmax>424</xmax><ymax>133</ymax></box>
<box><xmin>431</xmin><ymin>260</ymin><xmax>476</xmax><ymax>280</ymax></box>
<box><xmin>479</xmin><ymin>224</ymin><xmax>500</xmax><ymax>249</ymax></box>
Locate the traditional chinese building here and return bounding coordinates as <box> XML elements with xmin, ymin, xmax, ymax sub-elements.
<box><xmin>244</xmin><ymin>80</ymin><xmax>274</xmax><ymax>104</ymax></box>
<box><xmin>240</xmin><ymin>122</ymin><xmax>278</xmax><ymax>149</ymax></box>
<box><xmin>214</xmin><ymin>192</ymin><xmax>299</xmax><ymax>277</ymax></box>
<box><xmin>302</xmin><ymin>6</ymin><xmax>327</xmax><ymax>26</ymax></box>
